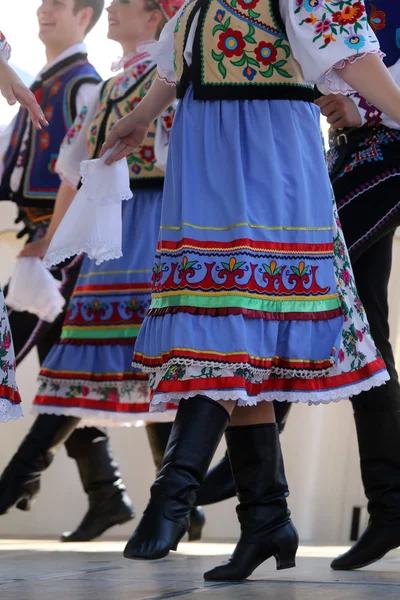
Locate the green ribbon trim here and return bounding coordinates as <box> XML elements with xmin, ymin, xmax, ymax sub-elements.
<box><xmin>150</xmin><ymin>294</ymin><xmax>341</xmax><ymax>314</ymax></box>
<box><xmin>61</xmin><ymin>326</ymin><xmax>141</xmax><ymax>340</ymax></box>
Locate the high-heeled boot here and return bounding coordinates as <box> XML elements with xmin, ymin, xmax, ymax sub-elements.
<box><xmin>124</xmin><ymin>396</ymin><xmax>230</xmax><ymax>560</ymax></box>
<box><xmin>61</xmin><ymin>428</ymin><xmax>135</xmax><ymax>542</ymax></box>
<box><xmin>145</xmin><ymin>422</ymin><xmax>206</xmax><ymax>541</ymax></box>
<box><xmin>204</xmin><ymin>423</ymin><xmax>299</xmax><ymax>581</ymax></box>
<box><xmin>196</xmin><ymin>400</ymin><xmax>293</xmax><ymax>507</ymax></box>
<box><xmin>331</xmin><ymin>410</ymin><xmax>400</xmax><ymax>570</ymax></box>
<box><xmin>0</xmin><ymin>414</ymin><xmax>80</xmax><ymax>514</ymax></box>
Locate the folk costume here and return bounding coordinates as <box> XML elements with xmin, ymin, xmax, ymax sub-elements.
<box><xmin>122</xmin><ymin>0</ymin><xmax>391</xmax><ymax>580</ymax></box>
<box><xmin>325</xmin><ymin>1</ymin><xmax>400</xmax><ymax>571</ymax></box>
<box><xmin>32</xmin><ymin>48</ymin><xmax>177</xmax><ymax>427</ymax></box>
<box><xmin>0</xmin><ymin>32</ymin><xmax>22</xmax><ymax>422</ymax></box>
<box><xmin>0</xmin><ymin>42</ymin><xmax>101</xmax><ymax>364</ymax></box>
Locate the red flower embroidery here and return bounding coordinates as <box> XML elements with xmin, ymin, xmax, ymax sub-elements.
<box><xmin>315</xmin><ymin>19</ymin><xmax>331</xmax><ymax>35</ymax></box>
<box><xmin>2</xmin><ymin>334</ymin><xmax>11</xmax><ymax>351</ymax></box>
<box><xmin>238</xmin><ymin>0</ymin><xmax>259</xmax><ymax>9</ymax></box>
<box><xmin>218</xmin><ymin>28</ymin><xmax>246</xmax><ymax>58</ymax></box>
<box><xmin>338</xmin><ymin>349</ymin><xmax>345</xmax><ymax>363</ymax></box>
<box><xmin>106</xmin><ymin>389</ymin><xmax>119</xmax><ymax>403</ymax></box>
<box><xmin>255</xmin><ymin>42</ymin><xmax>277</xmax><ymax>66</ymax></box>
<box><xmin>332</xmin><ymin>2</ymin><xmax>365</xmax><ymax>25</ymax></box>
<box><xmin>140</xmin><ymin>145</ymin><xmax>155</xmax><ymax>162</ymax></box>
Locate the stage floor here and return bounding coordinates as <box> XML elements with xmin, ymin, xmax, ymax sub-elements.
<box><xmin>0</xmin><ymin>540</ymin><xmax>399</xmax><ymax>599</ymax></box>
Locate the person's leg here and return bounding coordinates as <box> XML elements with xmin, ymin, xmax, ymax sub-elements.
<box><xmin>332</xmin><ymin>232</ymin><xmax>400</xmax><ymax>570</ymax></box>
<box><xmin>123</xmin><ymin>396</ymin><xmax>232</xmax><ymax>560</ymax></box>
<box><xmin>60</xmin><ymin>427</ymin><xmax>135</xmax><ymax>542</ymax></box>
<box><xmin>204</xmin><ymin>402</ymin><xmax>298</xmax><ymax>581</ymax></box>
<box><xmin>0</xmin><ymin>415</ymin><xmax>80</xmax><ymax>514</ymax></box>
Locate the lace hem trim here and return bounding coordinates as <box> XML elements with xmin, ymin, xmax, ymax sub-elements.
<box><xmin>44</xmin><ymin>245</ymin><xmax>122</xmax><ymax>269</ymax></box>
<box><xmin>38</xmin><ymin>376</ymin><xmax>147</xmax><ymax>389</ymax></box>
<box><xmin>0</xmin><ymin>399</ymin><xmax>23</xmax><ymax>422</ymax></box>
<box><xmin>149</xmin><ymin>371</ymin><xmax>389</xmax><ymax>410</ymax></box>
<box><xmin>325</xmin><ymin>50</ymin><xmax>385</xmax><ymax>95</ymax></box>
<box><xmin>31</xmin><ymin>404</ymin><xmax>176</xmax><ymax>426</ymax></box>
<box><xmin>6</xmin><ymin>298</ymin><xmax>64</xmax><ymax>323</ymax></box>
<box><xmin>133</xmin><ymin>356</ymin><xmax>337</xmax><ymax>379</ymax></box>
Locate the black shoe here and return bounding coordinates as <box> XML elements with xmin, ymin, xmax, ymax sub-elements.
<box><xmin>61</xmin><ymin>431</ymin><xmax>135</xmax><ymax>542</ymax></box>
<box><xmin>124</xmin><ymin>396</ymin><xmax>230</xmax><ymax>560</ymax></box>
<box><xmin>331</xmin><ymin>410</ymin><xmax>400</xmax><ymax>570</ymax></box>
<box><xmin>204</xmin><ymin>423</ymin><xmax>298</xmax><ymax>581</ymax></box>
<box><xmin>331</xmin><ymin>521</ymin><xmax>400</xmax><ymax>570</ymax></box>
<box><xmin>0</xmin><ymin>415</ymin><xmax>79</xmax><ymax>514</ymax></box>
<box><xmin>146</xmin><ymin>421</ymin><xmax>207</xmax><ymax>542</ymax></box>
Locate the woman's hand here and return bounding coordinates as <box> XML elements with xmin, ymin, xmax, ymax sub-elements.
<box><xmin>18</xmin><ymin>237</ymin><xmax>50</xmax><ymax>259</ymax></box>
<box><xmin>100</xmin><ymin>112</ymin><xmax>150</xmax><ymax>165</ymax></box>
<box><xmin>315</xmin><ymin>94</ymin><xmax>362</xmax><ymax>129</ymax></box>
<box><xmin>0</xmin><ymin>59</ymin><xmax>48</xmax><ymax>130</ymax></box>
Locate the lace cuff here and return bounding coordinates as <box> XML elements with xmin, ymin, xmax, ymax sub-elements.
<box><xmin>6</xmin><ymin>257</ymin><xmax>65</xmax><ymax>323</ymax></box>
<box><xmin>44</xmin><ymin>152</ymin><xmax>132</xmax><ymax>268</ymax></box>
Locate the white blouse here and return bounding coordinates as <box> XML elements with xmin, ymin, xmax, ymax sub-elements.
<box><xmin>56</xmin><ymin>58</ymin><xmax>173</xmax><ymax>189</ymax></box>
<box><xmin>149</xmin><ymin>0</ymin><xmax>381</xmax><ymax>94</ymax></box>
<box><xmin>0</xmin><ymin>32</ymin><xmax>11</xmax><ymax>62</ymax></box>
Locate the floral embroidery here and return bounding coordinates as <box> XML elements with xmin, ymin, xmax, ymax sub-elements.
<box><xmin>65</xmin><ymin>106</ymin><xmax>88</xmax><ymax>146</ymax></box>
<box><xmin>369</xmin><ymin>4</ymin><xmax>386</xmax><ymax>31</ymax></box>
<box><xmin>0</xmin><ymin>297</ymin><xmax>17</xmax><ymax>390</ymax></box>
<box><xmin>297</xmin><ymin>0</ymin><xmax>371</xmax><ymax>50</ymax></box>
<box><xmin>212</xmin><ymin>13</ymin><xmax>293</xmax><ymax>79</ymax></box>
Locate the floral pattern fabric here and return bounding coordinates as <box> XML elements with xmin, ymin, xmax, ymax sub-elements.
<box><xmin>0</xmin><ymin>287</ymin><xmax>22</xmax><ymax>421</ymax></box>
<box><xmin>0</xmin><ymin>31</ymin><xmax>11</xmax><ymax>61</ymax></box>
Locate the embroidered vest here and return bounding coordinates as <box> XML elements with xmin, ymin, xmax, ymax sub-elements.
<box><xmin>87</xmin><ymin>62</ymin><xmax>165</xmax><ymax>188</ymax></box>
<box><xmin>174</xmin><ymin>0</ymin><xmax>314</xmax><ymax>101</ymax></box>
<box><xmin>0</xmin><ymin>53</ymin><xmax>101</xmax><ymax>221</ymax></box>
<box><xmin>366</xmin><ymin>0</ymin><xmax>399</xmax><ymax>67</ymax></box>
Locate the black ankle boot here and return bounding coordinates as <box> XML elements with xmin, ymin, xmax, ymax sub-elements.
<box><xmin>204</xmin><ymin>423</ymin><xmax>298</xmax><ymax>581</ymax></box>
<box><xmin>0</xmin><ymin>415</ymin><xmax>80</xmax><ymax>514</ymax></box>
<box><xmin>124</xmin><ymin>396</ymin><xmax>230</xmax><ymax>560</ymax></box>
<box><xmin>331</xmin><ymin>410</ymin><xmax>400</xmax><ymax>570</ymax></box>
<box><xmin>146</xmin><ymin>421</ymin><xmax>206</xmax><ymax>542</ymax></box>
<box><xmin>61</xmin><ymin>428</ymin><xmax>135</xmax><ymax>542</ymax></box>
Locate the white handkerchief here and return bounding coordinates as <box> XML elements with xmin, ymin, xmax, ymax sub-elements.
<box><xmin>6</xmin><ymin>257</ymin><xmax>65</xmax><ymax>323</ymax></box>
<box><xmin>44</xmin><ymin>150</ymin><xmax>132</xmax><ymax>268</ymax></box>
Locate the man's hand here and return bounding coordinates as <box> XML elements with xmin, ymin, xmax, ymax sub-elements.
<box><xmin>315</xmin><ymin>94</ymin><xmax>362</xmax><ymax>129</ymax></box>
<box><xmin>18</xmin><ymin>238</ymin><xmax>50</xmax><ymax>259</ymax></box>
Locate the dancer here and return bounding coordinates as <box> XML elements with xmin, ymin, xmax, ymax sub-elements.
<box><xmin>0</xmin><ymin>0</ymin><xmax>103</xmax><ymax>365</ymax></box>
<box><xmin>0</xmin><ymin>31</ymin><xmax>47</xmax><ymax>423</ymax></box>
<box><xmin>0</xmin><ymin>0</ymin><xmax>206</xmax><ymax>544</ymax></box>
<box><xmin>313</xmin><ymin>0</ymin><xmax>400</xmax><ymax>571</ymax></box>
<box><xmin>101</xmin><ymin>0</ymin><xmax>400</xmax><ymax>581</ymax></box>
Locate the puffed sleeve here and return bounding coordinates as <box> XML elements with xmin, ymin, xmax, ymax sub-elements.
<box><xmin>280</xmin><ymin>0</ymin><xmax>382</xmax><ymax>94</ymax></box>
<box><xmin>55</xmin><ymin>81</ymin><xmax>103</xmax><ymax>188</ymax></box>
<box><xmin>0</xmin><ymin>32</ymin><xmax>11</xmax><ymax>62</ymax></box>
<box><xmin>147</xmin><ymin>11</ymin><xmax>181</xmax><ymax>84</ymax></box>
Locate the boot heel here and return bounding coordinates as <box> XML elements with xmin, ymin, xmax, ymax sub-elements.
<box><xmin>16</xmin><ymin>496</ymin><xmax>32</xmax><ymax>512</ymax></box>
<box><xmin>188</xmin><ymin>507</ymin><xmax>205</xmax><ymax>542</ymax></box>
<box><xmin>275</xmin><ymin>546</ymin><xmax>297</xmax><ymax>571</ymax></box>
<box><xmin>171</xmin><ymin>528</ymin><xmax>186</xmax><ymax>551</ymax></box>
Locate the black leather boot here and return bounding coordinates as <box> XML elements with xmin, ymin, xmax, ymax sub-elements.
<box><xmin>0</xmin><ymin>414</ymin><xmax>80</xmax><ymax>514</ymax></box>
<box><xmin>61</xmin><ymin>428</ymin><xmax>135</xmax><ymax>542</ymax></box>
<box><xmin>204</xmin><ymin>423</ymin><xmax>298</xmax><ymax>581</ymax></box>
<box><xmin>146</xmin><ymin>422</ymin><xmax>205</xmax><ymax>542</ymax></box>
<box><xmin>124</xmin><ymin>396</ymin><xmax>230</xmax><ymax>560</ymax></box>
<box><xmin>331</xmin><ymin>410</ymin><xmax>400</xmax><ymax>570</ymax></box>
<box><xmin>197</xmin><ymin>402</ymin><xmax>293</xmax><ymax>507</ymax></box>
